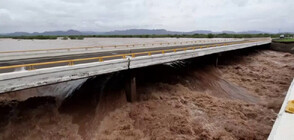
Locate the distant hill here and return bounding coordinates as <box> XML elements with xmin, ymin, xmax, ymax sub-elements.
<box><xmin>38</xmin><ymin>30</ymin><xmax>83</xmax><ymax>36</ymax></box>
<box><xmin>238</xmin><ymin>30</ymin><xmax>269</xmax><ymax>34</ymax></box>
<box><xmin>1</xmin><ymin>29</ymin><xmax>272</xmax><ymax>36</ymax></box>
<box><xmin>3</xmin><ymin>30</ymin><xmax>85</xmax><ymax>36</ymax></box>
<box><xmin>186</xmin><ymin>30</ymin><xmax>213</xmax><ymax>34</ymax></box>
<box><xmin>103</xmin><ymin>29</ymin><xmax>181</xmax><ymax>35</ymax></box>
<box><xmin>4</xmin><ymin>32</ymin><xmax>32</xmax><ymax>36</ymax></box>
<box><xmin>221</xmin><ymin>31</ymin><xmax>236</xmax><ymax>34</ymax></box>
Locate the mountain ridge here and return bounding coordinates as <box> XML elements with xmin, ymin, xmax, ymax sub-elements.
<box><xmin>0</xmin><ymin>29</ymin><xmax>279</xmax><ymax>36</ymax></box>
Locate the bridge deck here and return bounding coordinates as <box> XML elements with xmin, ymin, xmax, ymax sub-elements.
<box><xmin>0</xmin><ymin>40</ymin><xmax>243</xmax><ymax>67</ymax></box>
<box><xmin>0</xmin><ymin>38</ymin><xmax>271</xmax><ymax>94</ymax></box>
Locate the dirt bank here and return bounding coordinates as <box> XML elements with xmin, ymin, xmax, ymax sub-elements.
<box><xmin>0</xmin><ymin>49</ymin><xmax>293</xmax><ymax>139</ymax></box>
<box><xmin>271</xmin><ymin>42</ymin><xmax>294</xmax><ymax>54</ymax></box>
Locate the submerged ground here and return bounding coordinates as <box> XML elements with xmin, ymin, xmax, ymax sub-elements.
<box><xmin>0</xmin><ymin>49</ymin><xmax>293</xmax><ymax>139</ymax></box>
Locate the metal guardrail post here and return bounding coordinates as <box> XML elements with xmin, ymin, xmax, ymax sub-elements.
<box><xmin>28</xmin><ymin>65</ymin><xmax>35</xmax><ymax>70</ymax></box>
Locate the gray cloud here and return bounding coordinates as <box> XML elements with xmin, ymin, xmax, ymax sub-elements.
<box><xmin>0</xmin><ymin>0</ymin><xmax>293</xmax><ymax>33</ymax></box>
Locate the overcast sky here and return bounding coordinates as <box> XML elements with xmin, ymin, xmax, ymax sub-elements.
<box><xmin>0</xmin><ymin>0</ymin><xmax>293</xmax><ymax>33</ymax></box>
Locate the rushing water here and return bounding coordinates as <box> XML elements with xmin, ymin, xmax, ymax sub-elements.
<box><xmin>0</xmin><ymin>48</ymin><xmax>293</xmax><ymax>139</ymax></box>
<box><xmin>2</xmin><ymin>38</ymin><xmax>275</xmax><ymax>139</ymax></box>
<box><xmin>0</xmin><ymin>78</ymin><xmax>87</xmax><ymax>102</ymax></box>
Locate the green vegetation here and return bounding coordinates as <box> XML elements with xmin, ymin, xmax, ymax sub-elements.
<box><xmin>0</xmin><ymin>35</ymin><xmax>85</xmax><ymax>40</ymax></box>
<box><xmin>0</xmin><ymin>33</ymin><xmax>292</xmax><ymax>40</ymax></box>
<box><xmin>273</xmin><ymin>38</ymin><xmax>294</xmax><ymax>43</ymax></box>
<box><xmin>61</xmin><ymin>36</ymin><xmax>69</xmax><ymax>40</ymax></box>
<box><xmin>68</xmin><ymin>36</ymin><xmax>84</xmax><ymax>40</ymax></box>
<box><xmin>207</xmin><ymin>33</ymin><xmax>214</xmax><ymax>38</ymax></box>
<box><xmin>82</xmin><ymin>33</ymin><xmax>276</xmax><ymax>38</ymax></box>
<box><xmin>7</xmin><ymin>35</ymin><xmax>58</xmax><ymax>40</ymax></box>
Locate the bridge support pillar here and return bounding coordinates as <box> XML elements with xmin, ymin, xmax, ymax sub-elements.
<box><xmin>125</xmin><ymin>73</ymin><xmax>136</xmax><ymax>102</ymax></box>
<box><xmin>215</xmin><ymin>53</ymin><xmax>222</xmax><ymax>67</ymax></box>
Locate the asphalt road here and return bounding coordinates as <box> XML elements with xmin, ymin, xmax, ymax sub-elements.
<box><xmin>0</xmin><ymin>40</ymin><xmax>249</xmax><ymax>74</ymax></box>
<box><xmin>0</xmin><ymin>41</ymin><xmax>242</xmax><ymax>67</ymax></box>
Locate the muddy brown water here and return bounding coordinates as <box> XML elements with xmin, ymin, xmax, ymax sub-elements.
<box><xmin>0</xmin><ymin>46</ymin><xmax>294</xmax><ymax>139</ymax></box>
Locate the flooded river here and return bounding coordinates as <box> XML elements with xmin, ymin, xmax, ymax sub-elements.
<box><xmin>0</xmin><ymin>47</ymin><xmax>293</xmax><ymax>139</ymax></box>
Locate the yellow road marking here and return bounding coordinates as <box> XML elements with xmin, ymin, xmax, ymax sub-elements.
<box><xmin>0</xmin><ymin>40</ymin><xmax>265</xmax><ymax>71</ymax></box>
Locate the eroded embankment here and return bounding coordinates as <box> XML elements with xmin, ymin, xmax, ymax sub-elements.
<box><xmin>0</xmin><ymin>48</ymin><xmax>294</xmax><ymax>140</ymax></box>
<box><xmin>271</xmin><ymin>42</ymin><xmax>294</xmax><ymax>54</ymax></box>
